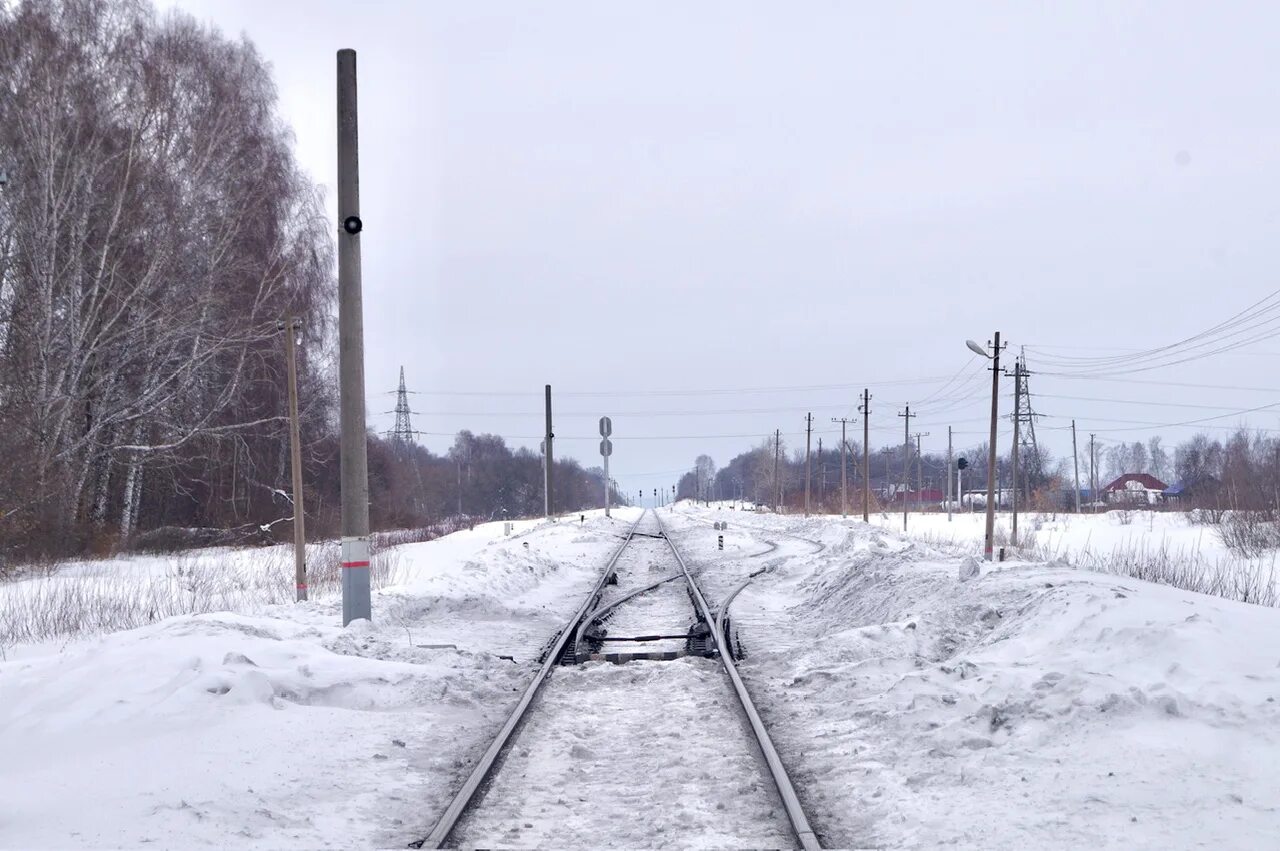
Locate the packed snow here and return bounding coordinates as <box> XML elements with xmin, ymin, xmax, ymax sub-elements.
<box><xmin>668</xmin><ymin>504</ymin><xmax>1280</xmax><ymax>848</ymax></box>
<box><xmin>865</xmin><ymin>506</ymin><xmax>1274</xmax><ymax>593</ymax></box>
<box><xmin>0</xmin><ymin>510</ymin><xmax>641</xmax><ymax>849</ymax></box>
<box><xmin>451</xmin><ymin>658</ymin><xmax>793</xmax><ymax>848</ymax></box>
<box><xmin>2</xmin><ymin>502</ymin><xmax>1278</xmax><ymax>848</ymax></box>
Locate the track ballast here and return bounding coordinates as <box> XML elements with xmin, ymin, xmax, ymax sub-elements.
<box><xmin>413</xmin><ymin>509</ymin><xmax>820</xmax><ymax>849</ymax></box>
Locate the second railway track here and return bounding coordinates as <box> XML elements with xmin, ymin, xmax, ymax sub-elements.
<box><xmin>414</xmin><ymin>509</ymin><xmax>820</xmax><ymax>850</ymax></box>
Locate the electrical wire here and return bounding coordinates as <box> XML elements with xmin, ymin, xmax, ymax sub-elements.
<box><xmin>1024</xmin><ymin>288</ymin><xmax>1280</xmax><ymax>375</ymax></box>
<box><xmin>388</xmin><ymin>374</ymin><xmax>958</xmax><ymax>399</ymax></box>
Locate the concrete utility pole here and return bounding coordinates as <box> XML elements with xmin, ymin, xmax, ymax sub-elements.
<box><xmin>832</xmin><ymin>417</ymin><xmax>852</xmax><ymax>518</ymax></box>
<box><xmin>336</xmin><ymin>49</ymin><xmax>370</xmax><ymax>626</ymax></box>
<box><xmin>947</xmin><ymin>425</ymin><xmax>953</xmax><ymax>523</ymax></box>
<box><xmin>1009</xmin><ymin>359</ymin><xmax>1021</xmax><ymax>547</ymax></box>
<box><xmin>1072</xmin><ymin>419</ymin><xmax>1082</xmax><ymax>513</ymax></box>
<box><xmin>773</xmin><ymin>428</ymin><xmax>781</xmax><ymax>513</ymax></box>
<box><xmin>859</xmin><ymin>389</ymin><xmax>872</xmax><ymax>522</ymax></box>
<box><xmin>982</xmin><ymin>332</ymin><xmax>1003</xmax><ymax>560</ymax></box>
<box><xmin>282</xmin><ymin>316</ymin><xmax>307</xmax><ymax>602</ymax></box>
<box><xmin>804</xmin><ymin>413</ymin><xmax>813</xmax><ymax>517</ymax></box>
<box><xmin>544</xmin><ymin>384</ymin><xmax>554</xmax><ymax>519</ymax></box>
<box><xmin>898</xmin><ymin>405</ymin><xmax>915</xmax><ymax>531</ymax></box>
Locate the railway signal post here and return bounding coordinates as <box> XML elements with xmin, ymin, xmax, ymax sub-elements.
<box><xmin>599</xmin><ymin>416</ymin><xmax>613</xmax><ymax>518</ymax></box>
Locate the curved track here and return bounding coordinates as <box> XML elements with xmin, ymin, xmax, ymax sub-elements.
<box><xmin>414</xmin><ymin>509</ymin><xmax>819</xmax><ymax>850</ymax></box>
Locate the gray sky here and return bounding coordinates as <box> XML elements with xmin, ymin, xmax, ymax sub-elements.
<box><xmin>170</xmin><ymin>1</ymin><xmax>1280</xmax><ymax>503</ymax></box>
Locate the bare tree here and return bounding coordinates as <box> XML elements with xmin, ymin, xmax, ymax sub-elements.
<box><xmin>0</xmin><ymin>0</ymin><xmax>333</xmax><ymax>556</ymax></box>
<box><xmin>1148</xmin><ymin>436</ymin><xmax>1170</xmax><ymax>482</ymax></box>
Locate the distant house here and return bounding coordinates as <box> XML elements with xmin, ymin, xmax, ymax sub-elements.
<box><xmin>1102</xmin><ymin>473</ymin><xmax>1168</xmax><ymax>505</ymax></box>
<box><xmin>1161</xmin><ymin>475</ymin><xmax>1219</xmax><ymax>504</ymax></box>
<box><xmin>886</xmin><ymin>488</ymin><xmax>946</xmax><ymax>506</ymax></box>
<box><xmin>960</xmin><ymin>488</ymin><xmax>1012</xmax><ymax>509</ymax></box>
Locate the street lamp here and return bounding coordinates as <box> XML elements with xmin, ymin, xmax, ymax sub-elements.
<box><xmin>966</xmin><ymin>333</ymin><xmax>1003</xmax><ymax>561</ymax></box>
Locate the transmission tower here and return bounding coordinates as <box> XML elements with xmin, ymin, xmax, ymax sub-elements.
<box><xmin>391</xmin><ymin>366</ymin><xmax>428</xmax><ymax>516</ymax></box>
<box><xmin>393</xmin><ymin>366</ymin><xmax>414</xmax><ymax>447</ymax></box>
<box><xmin>1011</xmin><ymin>351</ymin><xmax>1042</xmax><ymax>498</ymax></box>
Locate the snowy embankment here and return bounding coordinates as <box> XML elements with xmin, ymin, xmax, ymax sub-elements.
<box><xmin>669</xmin><ymin>505</ymin><xmax>1280</xmax><ymax>848</ymax></box>
<box><xmin>3</xmin><ymin>502</ymin><xmax>1278</xmax><ymax>848</ymax></box>
<box><xmin>864</xmin><ymin>508</ymin><xmax>1279</xmax><ymax>604</ymax></box>
<box><xmin>0</xmin><ymin>509</ymin><xmax>640</xmax><ymax>849</ymax></box>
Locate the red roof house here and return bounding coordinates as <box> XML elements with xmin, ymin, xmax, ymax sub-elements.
<box><xmin>1101</xmin><ymin>473</ymin><xmax>1168</xmax><ymax>505</ymax></box>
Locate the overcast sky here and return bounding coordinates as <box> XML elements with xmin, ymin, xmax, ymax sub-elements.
<box><xmin>169</xmin><ymin>1</ymin><xmax>1280</xmax><ymax>504</ymax></box>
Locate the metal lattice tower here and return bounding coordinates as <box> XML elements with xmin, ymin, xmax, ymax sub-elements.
<box><xmin>1012</xmin><ymin>350</ymin><xmax>1042</xmax><ymax>491</ymax></box>
<box><xmin>393</xmin><ymin>366</ymin><xmax>414</xmax><ymax>446</ymax></box>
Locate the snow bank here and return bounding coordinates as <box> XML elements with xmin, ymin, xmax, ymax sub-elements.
<box><xmin>6</xmin><ymin>501</ymin><xmax>1277</xmax><ymax>849</ymax></box>
<box><xmin>0</xmin><ymin>509</ymin><xmax>639</xmax><ymax>849</ymax></box>
<box><xmin>667</xmin><ymin>505</ymin><xmax>1280</xmax><ymax>848</ymax></box>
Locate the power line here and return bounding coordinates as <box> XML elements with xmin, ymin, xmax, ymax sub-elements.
<box><xmin>1046</xmin><ymin>374</ymin><xmax>1280</xmax><ymax>394</ymax></box>
<box><xmin>386</xmin><ymin>374</ymin><xmax>961</xmax><ymax>399</ymax></box>
<box><xmin>1024</xmin><ymin>287</ymin><xmax>1280</xmax><ymax>375</ymax></box>
<box><xmin>1033</xmin><ymin>392</ymin><xmax>1276</xmax><ymax>412</ymax></box>
<box><xmin>1034</xmin><ymin>399</ymin><xmax>1280</xmax><ymax>432</ymax></box>
<box><xmin>395</xmin><ymin>428</ymin><xmax>846</xmax><ymax>441</ymax></box>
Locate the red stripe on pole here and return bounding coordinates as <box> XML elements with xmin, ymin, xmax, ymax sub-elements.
<box><xmin>296</xmin><ymin>583</ymin><xmax>308</xmax><ymax>590</ymax></box>
<box><xmin>341</xmin><ymin>560</ymin><xmax>370</xmax><ymax>568</ymax></box>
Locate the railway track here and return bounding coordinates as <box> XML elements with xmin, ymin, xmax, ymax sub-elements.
<box><xmin>412</xmin><ymin>509</ymin><xmax>820</xmax><ymax>850</ymax></box>
<box><xmin>676</xmin><ymin>505</ymin><xmax>828</xmax><ymax>555</ymax></box>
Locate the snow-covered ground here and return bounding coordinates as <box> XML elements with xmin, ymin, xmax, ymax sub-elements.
<box><xmin>860</xmin><ymin>505</ymin><xmax>1270</xmax><ymax>572</ymax></box>
<box><xmin>668</xmin><ymin>504</ymin><xmax>1280</xmax><ymax>848</ymax></box>
<box><xmin>0</xmin><ymin>509</ymin><xmax>641</xmax><ymax>849</ymax></box>
<box><xmin>3</xmin><ymin>502</ymin><xmax>1279</xmax><ymax>848</ymax></box>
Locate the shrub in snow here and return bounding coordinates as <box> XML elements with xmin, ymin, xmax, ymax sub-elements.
<box><xmin>1216</xmin><ymin>511</ymin><xmax>1280</xmax><ymax>558</ymax></box>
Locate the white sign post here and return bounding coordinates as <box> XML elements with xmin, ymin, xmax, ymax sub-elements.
<box><xmin>599</xmin><ymin>416</ymin><xmax>613</xmax><ymax>518</ymax></box>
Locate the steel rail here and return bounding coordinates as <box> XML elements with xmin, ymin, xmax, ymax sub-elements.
<box><xmin>416</xmin><ymin>513</ymin><xmax>644</xmax><ymax>849</ymax></box>
<box><xmin>572</xmin><ymin>572</ymin><xmax>684</xmax><ymax>655</ymax></box>
<box><xmin>714</xmin><ymin>567</ymin><xmax>768</xmax><ymax>643</ymax></box>
<box><xmin>655</xmin><ymin>513</ymin><xmax>822</xmax><ymax>851</ymax></box>
<box><xmin>714</xmin><ymin>513</ymin><xmax>827</xmax><ymax>554</ymax></box>
<box><xmin>674</xmin><ymin>506</ymin><xmax>824</xmax><ymax>554</ymax></box>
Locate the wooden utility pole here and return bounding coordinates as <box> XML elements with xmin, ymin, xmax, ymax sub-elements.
<box><xmin>898</xmin><ymin>405</ymin><xmax>915</xmax><ymax>531</ymax></box>
<box><xmin>859</xmin><ymin>390</ymin><xmax>871</xmax><ymax>522</ymax></box>
<box><xmin>337</xmin><ymin>49</ymin><xmax>370</xmax><ymax>625</ymax></box>
<box><xmin>832</xmin><ymin>417</ymin><xmax>851</xmax><ymax>518</ymax></box>
<box><xmin>983</xmin><ymin>332</ymin><xmax>1003</xmax><ymax>561</ymax></box>
<box><xmin>1072</xmin><ymin>419</ymin><xmax>1082</xmax><ymax>513</ymax></box>
<box><xmin>773</xmin><ymin>428</ymin><xmax>781</xmax><ymax>513</ymax></box>
<box><xmin>804</xmin><ymin>413</ymin><xmax>813</xmax><ymax>517</ymax></box>
<box><xmin>914</xmin><ymin>432</ymin><xmax>931</xmax><ymax>513</ymax></box>
<box><xmin>283</xmin><ymin>316</ymin><xmax>307</xmax><ymax>602</ymax></box>
<box><xmin>1090</xmin><ymin>432</ymin><xmax>1097</xmax><ymax>513</ymax></box>
<box><xmin>818</xmin><ymin>438</ymin><xmax>825</xmax><ymax>507</ymax></box>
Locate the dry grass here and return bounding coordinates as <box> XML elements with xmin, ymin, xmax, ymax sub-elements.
<box><xmin>0</xmin><ymin>543</ymin><xmax>405</xmax><ymax>653</ymax></box>
<box><xmin>910</xmin><ymin>525</ymin><xmax>1278</xmax><ymax>608</ymax></box>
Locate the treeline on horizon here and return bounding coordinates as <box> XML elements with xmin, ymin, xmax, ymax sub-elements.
<box><xmin>676</xmin><ymin>428</ymin><xmax>1280</xmax><ymax>513</ymax></box>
